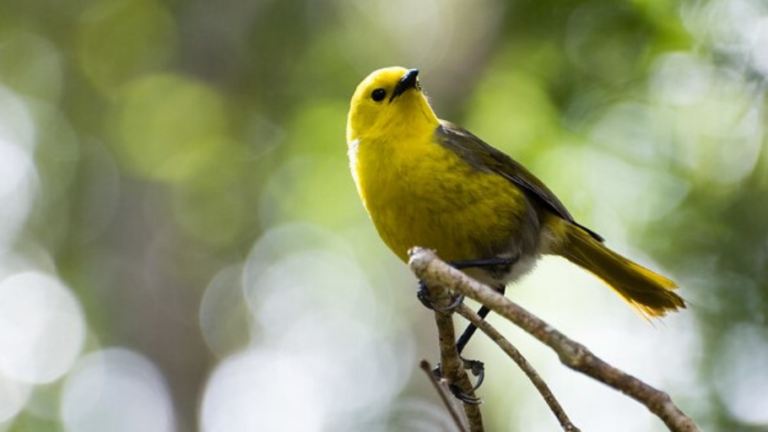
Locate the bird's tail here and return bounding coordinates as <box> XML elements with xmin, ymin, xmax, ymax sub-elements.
<box><xmin>551</xmin><ymin>221</ymin><xmax>685</xmax><ymax>317</ymax></box>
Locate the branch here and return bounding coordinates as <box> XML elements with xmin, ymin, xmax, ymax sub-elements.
<box><xmin>409</xmin><ymin>247</ymin><xmax>700</xmax><ymax>432</ymax></box>
<box><xmin>456</xmin><ymin>304</ymin><xmax>580</xmax><ymax>432</ymax></box>
<box><xmin>420</xmin><ymin>360</ymin><xmax>468</xmax><ymax>432</ymax></box>
<box><xmin>420</xmin><ymin>273</ymin><xmax>485</xmax><ymax>432</ymax></box>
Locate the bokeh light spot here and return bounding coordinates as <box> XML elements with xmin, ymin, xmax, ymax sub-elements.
<box><xmin>61</xmin><ymin>348</ymin><xmax>176</xmax><ymax>432</ymax></box>
<box><xmin>0</xmin><ymin>88</ymin><xmax>39</xmax><ymax>251</ymax></box>
<box><xmin>241</xmin><ymin>224</ymin><xmax>413</xmax><ymax>419</ymax></box>
<box><xmin>0</xmin><ymin>138</ymin><xmax>35</xmax><ymax>203</ymax></box>
<box><xmin>199</xmin><ymin>265</ymin><xmax>251</xmax><ymax>358</ymax></box>
<box><xmin>715</xmin><ymin>325</ymin><xmax>768</xmax><ymax>425</ymax></box>
<box><xmin>0</xmin><ymin>374</ymin><xmax>31</xmax><ymax>422</ymax></box>
<box><xmin>0</xmin><ymin>272</ymin><xmax>85</xmax><ymax>384</ymax></box>
<box><xmin>111</xmin><ymin>74</ymin><xmax>231</xmax><ymax>182</ymax></box>
<box><xmin>201</xmin><ymin>349</ymin><xmax>323</xmax><ymax>432</ymax></box>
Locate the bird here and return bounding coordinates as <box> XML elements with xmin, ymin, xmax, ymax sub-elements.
<box><xmin>346</xmin><ymin>66</ymin><xmax>685</xmax><ymax>354</ymax></box>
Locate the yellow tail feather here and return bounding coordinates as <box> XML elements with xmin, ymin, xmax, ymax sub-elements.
<box><xmin>554</xmin><ymin>223</ymin><xmax>685</xmax><ymax>318</ymax></box>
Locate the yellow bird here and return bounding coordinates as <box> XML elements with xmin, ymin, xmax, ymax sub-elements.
<box><xmin>347</xmin><ymin>67</ymin><xmax>685</xmax><ymax>339</ymax></box>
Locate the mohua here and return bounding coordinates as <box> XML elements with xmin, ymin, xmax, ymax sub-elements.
<box><xmin>347</xmin><ymin>67</ymin><xmax>685</xmax><ymax>354</ymax></box>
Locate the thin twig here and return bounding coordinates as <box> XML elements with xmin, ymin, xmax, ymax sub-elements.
<box><xmin>409</xmin><ymin>247</ymin><xmax>700</xmax><ymax>432</ymax></box>
<box><xmin>456</xmin><ymin>304</ymin><xmax>580</xmax><ymax>432</ymax></box>
<box><xmin>421</xmin><ymin>277</ymin><xmax>485</xmax><ymax>432</ymax></box>
<box><xmin>420</xmin><ymin>360</ymin><xmax>468</xmax><ymax>432</ymax></box>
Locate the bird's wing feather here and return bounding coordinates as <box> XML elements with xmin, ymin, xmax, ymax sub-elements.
<box><xmin>435</xmin><ymin>121</ymin><xmax>603</xmax><ymax>242</ymax></box>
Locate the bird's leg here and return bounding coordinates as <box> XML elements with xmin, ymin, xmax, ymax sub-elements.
<box><xmin>449</xmin><ymin>256</ymin><xmax>516</xmax><ymax>270</ymax></box>
<box><xmin>456</xmin><ymin>302</ymin><xmax>496</xmax><ymax>355</ymax></box>
<box><xmin>421</xmin><ymin>257</ymin><xmax>514</xmax><ymax>395</ymax></box>
<box><xmin>452</xmin><ymin>256</ymin><xmax>514</xmax><ymax>352</ymax></box>
<box><xmin>450</xmin><ymin>257</ymin><xmax>513</xmax><ymax>392</ymax></box>
<box><xmin>450</xmin><ymin>290</ymin><xmax>503</xmax><ymax>393</ymax></box>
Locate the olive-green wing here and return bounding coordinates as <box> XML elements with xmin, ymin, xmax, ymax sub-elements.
<box><xmin>435</xmin><ymin>121</ymin><xmax>603</xmax><ymax>242</ymax></box>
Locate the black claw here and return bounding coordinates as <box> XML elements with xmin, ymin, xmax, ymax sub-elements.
<box><xmin>462</xmin><ymin>358</ymin><xmax>486</xmax><ymax>391</ymax></box>
<box><xmin>433</xmin><ymin>359</ymin><xmax>486</xmax><ymax>400</ymax></box>
<box><xmin>448</xmin><ymin>384</ymin><xmax>482</xmax><ymax>405</ymax></box>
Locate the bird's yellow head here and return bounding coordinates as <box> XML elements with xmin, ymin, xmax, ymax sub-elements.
<box><xmin>346</xmin><ymin>67</ymin><xmax>439</xmax><ymax>143</ymax></box>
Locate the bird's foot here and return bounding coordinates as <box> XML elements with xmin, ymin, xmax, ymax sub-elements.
<box><xmin>462</xmin><ymin>357</ymin><xmax>485</xmax><ymax>391</ymax></box>
<box><xmin>448</xmin><ymin>384</ymin><xmax>482</xmax><ymax>405</ymax></box>
<box><xmin>417</xmin><ymin>280</ymin><xmax>464</xmax><ymax>312</ymax></box>
<box><xmin>431</xmin><ymin>358</ymin><xmax>485</xmax><ymax>404</ymax></box>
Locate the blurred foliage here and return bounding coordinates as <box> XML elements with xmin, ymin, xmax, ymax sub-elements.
<box><xmin>0</xmin><ymin>0</ymin><xmax>767</xmax><ymax>431</ymax></box>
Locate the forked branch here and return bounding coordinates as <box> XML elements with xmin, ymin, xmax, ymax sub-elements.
<box><xmin>409</xmin><ymin>247</ymin><xmax>699</xmax><ymax>432</ymax></box>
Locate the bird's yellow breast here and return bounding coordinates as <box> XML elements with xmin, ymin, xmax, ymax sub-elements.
<box><xmin>350</xmin><ymin>128</ymin><xmax>531</xmax><ymax>263</ymax></box>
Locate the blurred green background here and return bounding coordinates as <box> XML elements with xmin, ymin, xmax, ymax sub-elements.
<box><xmin>0</xmin><ymin>0</ymin><xmax>767</xmax><ymax>431</ymax></box>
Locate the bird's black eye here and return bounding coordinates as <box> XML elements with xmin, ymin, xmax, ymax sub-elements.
<box><xmin>371</xmin><ymin>88</ymin><xmax>387</xmax><ymax>102</ymax></box>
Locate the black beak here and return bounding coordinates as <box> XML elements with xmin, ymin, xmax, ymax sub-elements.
<box><xmin>390</xmin><ymin>69</ymin><xmax>419</xmax><ymax>102</ymax></box>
